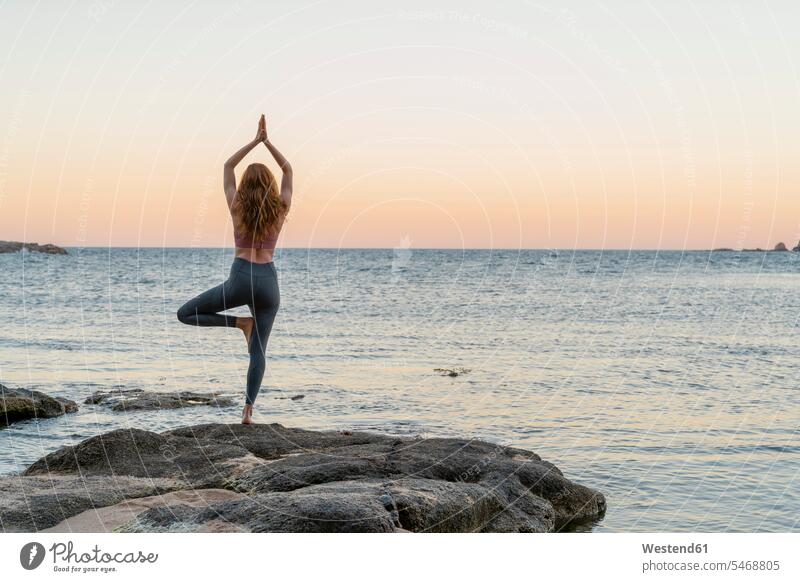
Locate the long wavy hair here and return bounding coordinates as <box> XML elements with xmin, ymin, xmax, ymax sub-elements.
<box><xmin>232</xmin><ymin>163</ymin><xmax>288</xmax><ymax>240</ymax></box>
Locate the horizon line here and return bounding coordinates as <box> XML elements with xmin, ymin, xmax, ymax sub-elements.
<box><xmin>33</xmin><ymin>245</ymin><xmax>800</xmax><ymax>253</ymax></box>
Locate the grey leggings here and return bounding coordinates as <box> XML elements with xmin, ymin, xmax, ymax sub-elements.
<box><xmin>177</xmin><ymin>258</ymin><xmax>280</xmax><ymax>405</ymax></box>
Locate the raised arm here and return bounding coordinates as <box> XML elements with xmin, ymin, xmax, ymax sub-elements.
<box><xmin>223</xmin><ymin>115</ymin><xmax>267</xmax><ymax>207</ymax></box>
<box><xmin>263</xmin><ymin>134</ymin><xmax>293</xmax><ymax>209</ymax></box>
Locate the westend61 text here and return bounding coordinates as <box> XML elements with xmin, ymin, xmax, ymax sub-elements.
<box><xmin>642</xmin><ymin>543</ymin><xmax>708</xmax><ymax>554</ymax></box>
<box><xmin>49</xmin><ymin>542</ymin><xmax>159</xmax><ymax>564</ymax></box>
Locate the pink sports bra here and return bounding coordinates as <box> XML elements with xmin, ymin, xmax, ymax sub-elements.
<box><xmin>234</xmin><ymin>227</ymin><xmax>280</xmax><ymax>250</ymax></box>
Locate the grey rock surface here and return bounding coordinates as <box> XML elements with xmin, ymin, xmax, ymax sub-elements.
<box><xmin>0</xmin><ymin>474</ymin><xmax>182</xmax><ymax>532</ymax></box>
<box><xmin>0</xmin><ymin>384</ymin><xmax>78</xmax><ymax>426</ymax></box>
<box><xmin>41</xmin><ymin>488</ymin><xmax>248</xmax><ymax>533</ymax></box>
<box><xmin>23</xmin><ymin>427</ymin><xmax>263</xmax><ymax>487</ymax></box>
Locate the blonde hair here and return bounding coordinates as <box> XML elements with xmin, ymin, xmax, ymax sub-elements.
<box><xmin>232</xmin><ymin>163</ymin><xmax>288</xmax><ymax>239</ymax></box>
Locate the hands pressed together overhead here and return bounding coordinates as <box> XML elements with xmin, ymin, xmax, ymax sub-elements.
<box><xmin>252</xmin><ymin>113</ymin><xmax>291</xmax><ymax>175</ymax></box>
<box><xmin>255</xmin><ymin>114</ymin><xmax>268</xmax><ymax>143</ymax></box>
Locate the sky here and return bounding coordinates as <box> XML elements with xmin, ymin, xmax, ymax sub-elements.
<box><xmin>1</xmin><ymin>0</ymin><xmax>799</xmax><ymax>249</ymax></box>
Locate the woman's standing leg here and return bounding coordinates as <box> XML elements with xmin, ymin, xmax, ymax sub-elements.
<box><xmin>244</xmin><ymin>266</ymin><xmax>281</xmax><ymax>407</ymax></box>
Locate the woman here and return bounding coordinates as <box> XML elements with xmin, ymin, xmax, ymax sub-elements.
<box><xmin>177</xmin><ymin>114</ymin><xmax>292</xmax><ymax>424</ymax></box>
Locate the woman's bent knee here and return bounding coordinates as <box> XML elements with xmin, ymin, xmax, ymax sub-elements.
<box><xmin>176</xmin><ymin>304</ymin><xmax>192</xmax><ymax>324</ymax></box>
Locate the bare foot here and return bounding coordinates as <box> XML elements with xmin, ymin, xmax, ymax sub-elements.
<box><xmin>242</xmin><ymin>404</ymin><xmax>254</xmax><ymax>425</ymax></box>
<box><xmin>236</xmin><ymin>317</ymin><xmax>254</xmax><ymax>349</ymax></box>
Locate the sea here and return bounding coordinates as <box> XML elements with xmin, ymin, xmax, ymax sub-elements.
<box><xmin>1</xmin><ymin>247</ymin><xmax>798</xmax><ymax>532</ymax></box>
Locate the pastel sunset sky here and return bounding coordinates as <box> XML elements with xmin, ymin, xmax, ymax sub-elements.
<box><xmin>1</xmin><ymin>0</ymin><xmax>798</xmax><ymax>249</ymax></box>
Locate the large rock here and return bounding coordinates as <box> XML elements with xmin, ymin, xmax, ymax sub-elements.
<box><xmin>774</xmin><ymin>242</ymin><xmax>788</xmax><ymax>251</ymax></box>
<box><xmin>0</xmin><ymin>474</ymin><xmax>182</xmax><ymax>532</ymax></box>
<box><xmin>118</xmin><ymin>481</ymin><xmax>403</xmax><ymax>533</ymax></box>
<box><xmin>224</xmin><ymin>436</ymin><xmax>601</xmax><ymax>531</ymax></box>
<box><xmin>7</xmin><ymin>423</ymin><xmax>607</xmax><ymax>533</ymax></box>
<box><xmin>163</xmin><ymin>422</ymin><xmax>397</xmax><ymax>459</ymax></box>
<box><xmin>23</xmin><ymin>427</ymin><xmax>264</xmax><ymax>488</ymax></box>
<box><xmin>0</xmin><ymin>240</ymin><xmax>67</xmax><ymax>254</ymax></box>
<box><xmin>119</xmin><ymin>478</ymin><xmax>539</xmax><ymax>533</ymax></box>
<box><xmin>41</xmin><ymin>489</ymin><xmax>248</xmax><ymax>533</ymax></box>
<box><xmin>0</xmin><ymin>384</ymin><xmax>78</xmax><ymax>426</ymax></box>
<box><xmin>85</xmin><ymin>388</ymin><xmax>236</xmax><ymax>411</ymax></box>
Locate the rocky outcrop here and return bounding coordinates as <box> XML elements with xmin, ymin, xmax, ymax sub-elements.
<box><xmin>41</xmin><ymin>489</ymin><xmax>248</xmax><ymax>533</ymax></box>
<box><xmin>0</xmin><ymin>384</ymin><xmax>78</xmax><ymax>426</ymax></box>
<box><xmin>713</xmin><ymin>244</ymin><xmax>795</xmax><ymax>252</ymax></box>
<box><xmin>22</xmin><ymin>427</ymin><xmax>263</xmax><ymax>488</ymax></box>
<box><xmin>85</xmin><ymin>388</ymin><xmax>236</xmax><ymax>411</ymax></box>
<box><xmin>0</xmin><ymin>475</ymin><xmax>182</xmax><ymax>532</ymax></box>
<box><xmin>3</xmin><ymin>423</ymin><xmax>607</xmax><ymax>533</ymax></box>
<box><xmin>0</xmin><ymin>240</ymin><xmax>68</xmax><ymax>254</ymax></box>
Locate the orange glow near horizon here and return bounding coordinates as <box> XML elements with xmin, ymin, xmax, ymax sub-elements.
<box><xmin>1</xmin><ymin>2</ymin><xmax>799</xmax><ymax>250</ymax></box>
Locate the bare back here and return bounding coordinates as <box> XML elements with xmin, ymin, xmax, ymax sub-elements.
<box><xmin>222</xmin><ymin>116</ymin><xmax>293</xmax><ymax>265</ymax></box>
<box><xmin>231</xmin><ymin>208</ymin><xmax>286</xmax><ymax>264</ymax></box>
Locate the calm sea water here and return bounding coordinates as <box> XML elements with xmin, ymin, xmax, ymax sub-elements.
<box><xmin>1</xmin><ymin>247</ymin><xmax>798</xmax><ymax>532</ymax></box>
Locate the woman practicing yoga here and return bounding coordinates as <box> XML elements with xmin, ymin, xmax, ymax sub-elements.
<box><xmin>177</xmin><ymin>114</ymin><xmax>292</xmax><ymax>424</ymax></box>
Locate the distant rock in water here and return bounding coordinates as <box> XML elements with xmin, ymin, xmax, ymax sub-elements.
<box><xmin>434</xmin><ymin>367</ymin><xmax>471</xmax><ymax>377</ymax></box>
<box><xmin>0</xmin><ymin>240</ymin><xmax>67</xmax><ymax>254</ymax></box>
<box><xmin>793</xmin><ymin>241</ymin><xmax>800</xmax><ymax>252</ymax></box>
<box><xmin>277</xmin><ymin>394</ymin><xmax>305</xmax><ymax>401</ymax></box>
<box><xmin>85</xmin><ymin>388</ymin><xmax>237</xmax><ymax>411</ymax></box>
<box><xmin>2</xmin><ymin>423</ymin><xmax>607</xmax><ymax>533</ymax></box>
<box><xmin>712</xmin><ymin>244</ymin><xmax>794</xmax><ymax>253</ymax></box>
<box><xmin>0</xmin><ymin>383</ymin><xmax>78</xmax><ymax>426</ymax></box>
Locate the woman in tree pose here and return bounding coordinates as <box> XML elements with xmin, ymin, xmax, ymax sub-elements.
<box><xmin>177</xmin><ymin>114</ymin><xmax>292</xmax><ymax>424</ymax></box>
